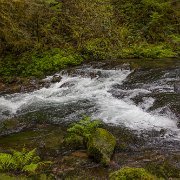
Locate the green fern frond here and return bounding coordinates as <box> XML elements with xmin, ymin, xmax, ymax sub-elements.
<box><xmin>0</xmin><ymin>153</ymin><xmax>14</xmax><ymax>171</ymax></box>
<box><xmin>11</xmin><ymin>150</ymin><xmax>25</xmax><ymax>169</ymax></box>
<box><xmin>23</xmin><ymin>148</ymin><xmax>37</xmax><ymax>165</ymax></box>
<box><xmin>65</xmin><ymin>116</ymin><xmax>101</xmax><ymax>146</ymax></box>
<box><xmin>22</xmin><ymin>163</ymin><xmax>38</xmax><ymax>173</ymax></box>
<box><xmin>0</xmin><ymin>148</ymin><xmax>52</xmax><ymax>174</ymax></box>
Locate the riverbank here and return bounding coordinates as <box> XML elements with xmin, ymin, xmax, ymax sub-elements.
<box><xmin>0</xmin><ymin>58</ymin><xmax>179</xmax><ymax>94</ymax></box>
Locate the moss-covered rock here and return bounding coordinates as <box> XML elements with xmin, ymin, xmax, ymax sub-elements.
<box><xmin>87</xmin><ymin>128</ymin><xmax>116</xmax><ymax>165</ymax></box>
<box><xmin>109</xmin><ymin>167</ymin><xmax>156</xmax><ymax>180</ymax></box>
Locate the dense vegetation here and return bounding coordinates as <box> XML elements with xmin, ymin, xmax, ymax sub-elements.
<box><xmin>0</xmin><ymin>0</ymin><xmax>179</xmax><ymax>79</ymax></box>
<box><xmin>0</xmin><ymin>148</ymin><xmax>51</xmax><ymax>174</ymax></box>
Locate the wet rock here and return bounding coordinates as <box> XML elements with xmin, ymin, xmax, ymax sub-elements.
<box><xmin>108</xmin><ymin>89</ymin><xmax>127</xmax><ymax>99</ymax></box>
<box><xmin>174</xmin><ymin>82</ymin><xmax>180</xmax><ymax>93</ymax></box>
<box><xmin>59</xmin><ymin>82</ymin><xmax>74</xmax><ymax>88</ymax></box>
<box><xmin>87</xmin><ymin>128</ymin><xmax>116</xmax><ymax>166</ymax></box>
<box><xmin>39</xmin><ymin>79</ymin><xmax>51</xmax><ymax>88</ymax></box>
<box><xmin>20</xmin><ymin>84</ymin><xmax>38</xmax><ymax>93</ymax></box>
<box><xmin>177</xmin><ymin>120</ymin><xmax>180</xmax><ymax>128</ymax></box>
<box><xmin>0</xmin><ymin>118</ymin><xmax>29</xmax><ymax>136</ymax></box>
<box><xmin>71</xmin><ymin>151</ymin><xmax>88</xmax><ymax>158</ymax></box>
<box><xmin>51</xmin><ymin>75</ymin><xmax>62</xmax><ymax>83</ymax></box>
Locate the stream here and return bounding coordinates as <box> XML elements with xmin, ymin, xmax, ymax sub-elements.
<box><xmin>0</xmin><ymin>59</ymin><xmax>179</xmax><ymax>178</ymax></box>
<box><xmin>0</xmin><ymin>62</ymin><xmax>179</xmax><ymax>138</ymax></box>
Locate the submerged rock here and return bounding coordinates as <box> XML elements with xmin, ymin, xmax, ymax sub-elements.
<box><xmin>87</xmin><ymin>128</ymin><xmax>116</xmax><ymax>165</ymax></box>
<box><xmin>59</xmin><ymin>82</ymin><xmax>74</xmax><ymax>88</ymax></box>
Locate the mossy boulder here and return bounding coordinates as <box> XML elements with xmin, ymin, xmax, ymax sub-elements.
<box><xmin>87</xmin><ymin>128</ymin><xmax>116</xmax><ymax>165</ymax></box>
<box><xmin>109</xmin><ymin>167</ymin><xmax>156</xmax><ymax>180</ymax></box>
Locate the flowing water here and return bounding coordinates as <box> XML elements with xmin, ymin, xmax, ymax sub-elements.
<box><xmin>0</xmin><ymin>62</ymin><xmax>179</xmax><ymax>141</ymax></box>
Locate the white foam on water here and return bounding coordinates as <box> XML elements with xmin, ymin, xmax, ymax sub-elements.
<box><xmin>0</xmin><ymin>68</ymin><xmax>179</xmax><ymax>138</ymax></box>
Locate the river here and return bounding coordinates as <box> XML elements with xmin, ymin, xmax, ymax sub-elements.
<box><xmin>0</xmin><ymin>59</ymin><xmax>179</xmax><ymax>178</ymax></box>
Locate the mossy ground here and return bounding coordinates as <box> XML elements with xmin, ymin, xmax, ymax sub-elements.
<box><xmin>109</xmin><ymin>167</ymin><xmax>156</xmax><ymax>180</ymax></box>
<box><xmin>0</xmin><ymin>118</ymin><xmax>179</xmax><ymax>179</ymax></box>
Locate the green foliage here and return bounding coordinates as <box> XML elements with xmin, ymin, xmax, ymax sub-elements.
<box><xmin>84</xmin><ymin>38</ymin><xmax>112</xmax><ymax>60</ymax></box>
<box><xmin>22</xmin><ymin>49</ymin><xmax>83</xmax><ymax>77</ymax></box>
<box><xmin>0</xmin><ymin>49</ymin><xmax>83</xmax><ymax>78</ymax></box>
<box><xmin>113</xmin><ymin>0</ymin><xmax>178</xmax><ymax>42</ymax></box>
<box><xmin>64</xmin><ymin>117</ymin><xmax>101</xmax><ymax>146</ymax></box>
<box><xmin>0</xmin><ymin>0</ymin><xmax>179</xmax><ymax>80</ymax></box>
<box><xmin>109</xmin><ymin>167</ymin><xmax>156</xmax><ymax>180</ymax></box>
<box><xmin>121</xmin><ymin>44</ymin><xmax>177</xmax><ymax>58</ymax></box>
<box><xmin>65</xmin><ymin>117</ymin><xmax>116</xmax><ymax>165</ymax></box>
<box><xmin>0</xmin><ymin>148</ymin><xmax>51</xmax><ymax>174</ymax></box>
<box><xmin>0</xmin><ymin>0</ymin><xmax>64</xmax><ymax>54</ymax></box>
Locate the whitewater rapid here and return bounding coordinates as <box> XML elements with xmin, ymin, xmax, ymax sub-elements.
<box><xmin>0</xmin><ymin>67</ymin><xmax>179</xmax><ymax>139</ymax></box>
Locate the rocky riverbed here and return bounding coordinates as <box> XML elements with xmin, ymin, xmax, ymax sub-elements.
<box><xmin>0</xmin><ymin>58</ymin><xmax>179</xmax><ymax>179</ymax></box>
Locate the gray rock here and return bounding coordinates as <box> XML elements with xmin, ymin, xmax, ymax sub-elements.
<box><xmin>51</xmin><ymin>75</ymin><xmax>62</xmax><ymax>83</ymax></box>
<box><xmin>174</xmin><ymin>82</ymin><xmax>180</xmax><ymax>93</ymax></box>
<box><xmin>59</xmin><ymin>82</ymin><xmax>74</xmax><ymax>88</ymax></box>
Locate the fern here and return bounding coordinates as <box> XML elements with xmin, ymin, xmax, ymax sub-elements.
<box><xmin>22</xmin><ymin>163</ymin><xmax>38</xmax><ymax>173</ymax></box>
<box><xmin>0</xmin><ymin>153</ymin><xmax>14</xmax><ymax>171</ymax></box>
<box><xmin>0</xmin><ymin>148</ymin><xmax>52</xmax><ymax>174</ymax></box>
<box><xmin>65</xmin><ymin>116</ymin><xmax>101</xmax><ymax>146</ymax></box>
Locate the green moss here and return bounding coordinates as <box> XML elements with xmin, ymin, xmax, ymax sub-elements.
<box><xmin>87</xmin><ymin>128</ymin><xmax>116</xmax><ymax>165</ymax></box>
<box><xmin>0</xmin><ymin>173</ymin><xmax>55</xmax><ymax>180</ymax></box>
<box><xmin>145</xmin><ymin>161</ymin><xmax>180</xmax><ymax>179</ymax></box>
<box><xmin>109</xmin><ymin>167</ymin><xmax>156</xmax><ymax>180</ymax></box>
<box><xmin>0</xmin><ymin>173</ymin><xmax>27</xmax><ymax>180</ymax></box>
<box><xmin>0</xmin><ymin>119</ymin><xmax>20</xmax><ymax>133</ymax></box>
<box><xmin>0</xmin><ymin>125</ymin><xmax>65</xmax><ymax>152</ymax></box>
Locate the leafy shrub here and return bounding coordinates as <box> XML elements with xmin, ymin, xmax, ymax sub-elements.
<box><xmin>23</xmin><ymin>49</ymin><xmax>83</xmax><ymax>77</ymax></box>
<box><xmin>121</xmin><ymin>44</ymin><xmax>177</xmax><ymax>58</ymax></box>
<box><xmin>64</xmin><ymin>116</ymin><xmax>101</xmax><ymax>147</ymax></box>
<box><xmin>0</xmin><ymin>148</ymin><xmax>51</xmax><ymax>174</ymax></box>
<box><xmin>109</xmin><ymin>167</ymin><xmax>156</xmax><ymax>180</ymax></box>
<box><xmin>84</xmin><ymin>38</ymin><xmax>112</xmax><ymax>60</ymax></box>
<box><xmin>0</xmin><ymin>48</ymin><xmax>83</xmax><ymax>78</ymax></box>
